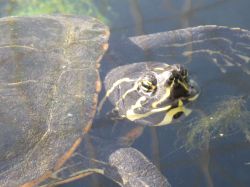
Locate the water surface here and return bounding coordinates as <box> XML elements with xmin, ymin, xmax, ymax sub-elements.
<box><xmin>1</xmin><ymin>0</ymin><xmax>250</xmax><ymax>187</ymax></box>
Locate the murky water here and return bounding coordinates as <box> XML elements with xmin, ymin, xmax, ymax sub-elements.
<box><xmin>0</xmin><ymin>0</ymin><xmax>250</xmax><ymax>187</ymax></box>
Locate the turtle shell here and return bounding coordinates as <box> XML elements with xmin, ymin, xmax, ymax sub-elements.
<box><xmin>0</xmin><ymin>15</ymin><xmax>109</xmax><ymax>186</ymax></box>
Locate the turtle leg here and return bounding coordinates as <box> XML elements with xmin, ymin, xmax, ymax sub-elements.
<box><xmin>106</xmin><ymin>147</ymin><xmax>171</xmax><ymax>187</ymax></box>
<box><xmin>39</xmin><ymin>134</ymin><xmax>171</xmax><ymax>187</ymax></box>
<box><xmin>39</xmin><ymin>147</ymin><xmax>171</xmax><ymax>187</ymax></box>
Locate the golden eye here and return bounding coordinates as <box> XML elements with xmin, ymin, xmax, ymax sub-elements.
<box><xmin>138</xmin><ymin>73</ymin><xmax>157</xmax><ymax>94</ymax></box>
<box><xmin>141</xmin><ymin>80</ymin><xmax>154</xmax><ymax>92</ymax></box>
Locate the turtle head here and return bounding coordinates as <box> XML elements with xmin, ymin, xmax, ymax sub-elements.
<box><xmin>102</xmin><ymin>62</ymin><xmax>199</xmax><ymax>126</ymax></box>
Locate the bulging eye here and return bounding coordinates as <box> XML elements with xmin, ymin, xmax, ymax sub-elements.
<box><xmin>141</xmin><ymin>80</ymin><xmax>154</xmax><ymax>92</ymax></box>
<box><xmin>138</xmin><ymin>73</ymin><xmax>157</xmax><ymax>94</ymax></box>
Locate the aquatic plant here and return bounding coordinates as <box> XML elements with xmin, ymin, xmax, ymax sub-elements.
<box><xmin>1</xmin><ymin>0</ymin><xmax>108</xmax><ymax>23</ymax></box>
<box><xmin>179</xmin><ymin>96</ymin><xmax>250</xmax><ymax>150</ymax></box>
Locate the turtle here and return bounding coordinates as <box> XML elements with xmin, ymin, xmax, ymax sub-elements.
<box><xmin>0</xmin><ymin>14</ymin><xmax>249</xmax><ymax>187</ymax></box>
<box><xmin>0</xmin><ymin>15</ymin><xmax>199</xmax><ymax>187</ymax></box>
<box><xmin>126</xmin><ymin>25</ymin><xmax>250</xmax><ymax>187</ymax></box>
<box><xmin>47</xmin><ymin>24</ymin><xmax>250</xmax><ymax>187</ymax></box>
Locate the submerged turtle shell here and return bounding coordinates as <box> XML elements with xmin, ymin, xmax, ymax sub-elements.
<box><xmin>0</xmin><ymin>15</ymin><xmax>109</xmax><ymax>186</ymax></box>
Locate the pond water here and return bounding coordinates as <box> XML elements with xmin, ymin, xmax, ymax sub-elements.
<box><xmin>0</xmin><ymin>0</ymin><xmax>250</xmax><ymax>187</ymax></box>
